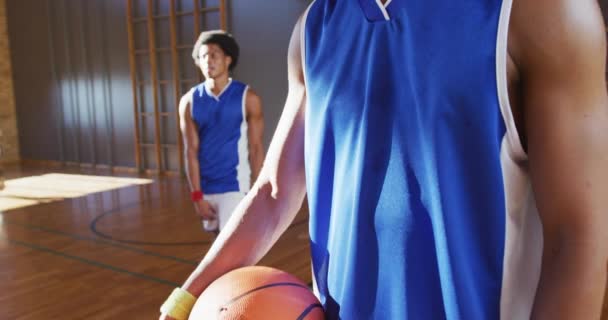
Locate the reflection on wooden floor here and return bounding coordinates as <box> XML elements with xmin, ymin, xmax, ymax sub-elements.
<box><xmin>0</xmin><ymin>173</ymin><xmax>153</xmax><ymax>211</ymax></box>
<box><xmin>1</xmin><ymin>165</ymin><xmax>606</xmax><ymax>319</ymax></box>
<box><xmin>0</xmin><ymin>165</ymin><xmax>311</xmax><ymax>319</ymax></box>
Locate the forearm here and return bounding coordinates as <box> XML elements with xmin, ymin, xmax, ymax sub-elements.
<box><xmin>532</xmin><ymin>241</ymin><xmax>607</xmax><ymax>319</ymax></box>
<box><xmin>249</xmin><ymin>146</ymin><xmax>265</xmax><ymax>185</ymax></box>
<box><xmin>180</xmin><ymin>177</ymin><xmax>306</xmax><ymax>297</ymax></box>
<box><xmin>184</xmin><ymin>150</ymin><xmax>201</xmax><ymax>192</ymax></box>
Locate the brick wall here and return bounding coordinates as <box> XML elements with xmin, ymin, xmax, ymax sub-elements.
<box><xmin>0</xmin><ymin>0</ymin><xmax>19</xmax><ymax>165</ymax></box>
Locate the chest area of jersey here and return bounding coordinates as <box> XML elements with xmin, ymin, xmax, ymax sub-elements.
<box><xmin>304</xmin><ymin>5</ymin><xmax>499</xmax><ymax>132</ymax></box>
<box><xmin>193</xmin><ymin>94</ymin><xmax>244</xmax><ymax>130</ymax></box>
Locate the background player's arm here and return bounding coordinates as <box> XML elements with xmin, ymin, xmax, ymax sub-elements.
<box><xmin>179</xmin><ymin>93</ymin><xmax>202</xmax><ymax>197</ymax></box>
<box><xmin>178</xmin><ymin>93</ymin><xmax>216</xmax><ymax>220</ymax></box>
<box><xmin>161</xmin><ymin>15</ymin><xmax>308</xmax><ymax>319</ymax></box>
<box><xmin>510</xmin><ymin>0</ymin><xmax>608</xmax><ymax>318</ymax></box>
<box><xmin>245</xmin><ymin>89</ymin><xmax>265</xmax><ymax>185</ymax></box>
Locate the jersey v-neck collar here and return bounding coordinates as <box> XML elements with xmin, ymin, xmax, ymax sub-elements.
<box><xmin>205</xmin><ymin>79</ymin><xmax>233</xmax><ymax>101</ymax></box>
<box><xmin>358</xmin><ymin>0</ymin><xmax>398</xmax><ymax>22</ymax></box>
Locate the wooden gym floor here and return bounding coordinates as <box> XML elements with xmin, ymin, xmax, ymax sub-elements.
<box><xmin>0</xmin><ymin>164</ymin><xmax>311</xmax><ymax>319</ymax></box>
<box><xmin>0</xmin><ymin>164</ymin><xmax>606</xmax><ymax>319</ymax></box>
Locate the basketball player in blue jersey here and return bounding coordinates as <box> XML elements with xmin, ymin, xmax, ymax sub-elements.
<box><xmin>178</xmin><ymin>30</ymin><xmax>264</xmax><ymax>233</ymax></box>
<box><xmin>161</xmin><ymin>1</ymin><xmax>608</xmax><ymax>319</ymax></box>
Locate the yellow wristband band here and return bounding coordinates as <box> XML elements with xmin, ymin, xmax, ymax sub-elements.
<box><xmin>160</xmin><ymin>288</ymin><xmax>197</xmax><ymax>320</ymax></box>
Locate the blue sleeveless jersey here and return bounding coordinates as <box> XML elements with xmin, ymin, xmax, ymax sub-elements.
<box><xmin>302</xmin><ymin>0</ymin><xmax>527</xmax><ymax>319</ymax></box>
<box><xmin>191</xmin><ymin>80</ymin><xmax>251</xmax><ymax>194</ymax></box>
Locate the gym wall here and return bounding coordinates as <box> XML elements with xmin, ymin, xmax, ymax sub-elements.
<box><xmin>0</xmin><ymin>0</ymin><xmax>19</xmax><ymax>165</ymax></box>
<box><xmin>2</xmin><ymin>0</ymin><xmax>606</xmax><ymax>172</ymax></box>
<box><xmin>4</xmin><ymin>0</ymin><xmax>311</xmax><ymax>171</ymax></box>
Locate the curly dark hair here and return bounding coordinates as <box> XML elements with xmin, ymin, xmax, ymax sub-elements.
<box><xmin>192</xmin><ymin>30</ymin><xmax>240</xmax><ymax>71</ymax></box>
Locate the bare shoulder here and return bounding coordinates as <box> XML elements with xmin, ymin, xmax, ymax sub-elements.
<box><xmin>287</xmin><ymin>12</ymin><xmax>306</xmax><ymax>86</ymax></box>
<box><xmin>509</xmin><ymin>0</ymin><xmax>605</xmax><ymax>75</ymax></box>
<box><xmin>246</xmin><ymin>88</ymin><xmax>262</xmax><ymax>106</ymax></box>
<box><xmin>245</xmin><ymin>88</ymin><xmax>263</xmax><ymax>117</ymax></box>
<box><xmin>179</xmin><ymin>89</ymin><xmax>194</xmax><ymax>116</ymax></box>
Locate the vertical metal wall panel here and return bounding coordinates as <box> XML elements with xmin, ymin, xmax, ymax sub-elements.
<box><xmin>46</xmin><ymin>0</ymin><xmax>65</xmax><ymax>162</ymax></box>
<box><xmin>169</xmin><ymin>0</ymin><xmax>184</xmax><ymax>172</ymax></box>
<box><xmin>127</xmin><ymin>0</ymin><xmax>143</xmax><ymax>169</ymax></box>
<box><xmin>7</xmin><ymin>0</ymin><xmax>311</xmax><ymax>170</ymax></box>
<box><xmin>145</xmin><ymin>0</ymin><xmax>163</xmax><ymax>171</ymax></box>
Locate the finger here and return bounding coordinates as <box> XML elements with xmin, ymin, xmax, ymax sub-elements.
<box><xmin>201</xmin><ymin>210</ymin><xmax>216</xmax><ymax>220</ymax></box>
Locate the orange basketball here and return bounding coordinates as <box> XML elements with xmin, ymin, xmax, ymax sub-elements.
<box><xmin>189</xmin><ymin>266</ymin><xmax>325</xmax><ymax>320</ymax></box>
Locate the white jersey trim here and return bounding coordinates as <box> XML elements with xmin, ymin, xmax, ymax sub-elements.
<box><xmin>496</xmin><ymin>0</ymin><xmax>543</xmax><ymax>319</ymax></box>
<box><xmin>496</xmin><ymin>0</ymin><xmax>525</xmax><ymax>162</ymax></box>
<box><xmin>205</xmin><ymin>78</ymin><xmax>233</xmax><ymax>101</ymax></box>
<box><xmin>374</xmin><ymin>0</ymin><xmax>390</xmax><ymax>20</ymax></box>
<box><xmin>301</xmin><ymin>1</ymin><xmax>316</xmax><ymax>92</ymax></box>
<box><xmin>236</xmin><ymin>86</ymin><xmax>251</xmax><ymax>193</ymax></box>
<box><xmin>301</xmin><ymin>0</ymin><xmax>318</xmax><ymax>298</ymax></box>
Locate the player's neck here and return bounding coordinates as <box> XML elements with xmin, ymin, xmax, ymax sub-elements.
<box><xmin>206</xmin><ymin>75</ymin><xmax>230</xmax><ymax>96</ymax></box>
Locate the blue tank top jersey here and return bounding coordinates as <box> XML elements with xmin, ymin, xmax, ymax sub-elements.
<box><xmin>303</xmin><ymin>0</ymin><xmax>539</xmax><ymax>319</ymax></box>
<box><xmin>191</xmin><ymin>80</ymin><xmax>251</xmax><ymax>195</ymax></box>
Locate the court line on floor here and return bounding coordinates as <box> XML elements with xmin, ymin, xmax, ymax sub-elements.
<box><xmin>5</xmin><ymin>237</ymin><xmax>180</xmax><ymax>287</ymax></box>
<box><xmin>2</xmin><ymin>212</ymin><xmax>308</xmax><ymax>268</ymax></box>
<box><xmin>89</xmin><ymin>199</ymin><xmax>212</xmax><ymax>246</ymax></box>
<box><xmin>4</xmin><ymin>220</ymin><xmax>199</xmax><ymax>265</ymax></box>
<box><xmin>90</xmin><ymin>205</ymin><xmax>309</xmax><ymax>246</ymax></box>
<box><xmin>1</xmin><ymin>196</ymin><xmax>309</xmax><ymax>271</ymax></box>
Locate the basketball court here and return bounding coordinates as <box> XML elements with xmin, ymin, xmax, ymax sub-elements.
<box><xmin>0</xmin><ymin>165</ymin><xmax>312</xmax><ymax>318</ymax></box>
<box><xmin>1</xmin><ymin>0</ymin><xmax>607</xmax><ymax>319</ymax></box>
<box><xmin>0</xmin><ymin>0</ymin><xmax>317</xmax><ymax>318</ymax></box>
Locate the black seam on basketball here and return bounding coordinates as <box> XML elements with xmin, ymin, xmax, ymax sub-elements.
<box><xmin>221</xmin><ymin>282</ymin><xmax>312</xmax><ymax>306</ymax></box>
<box><xmin>296</xmin><ymin>303</ymin><xmax>323</xmax><ymax>320</ymax></box>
